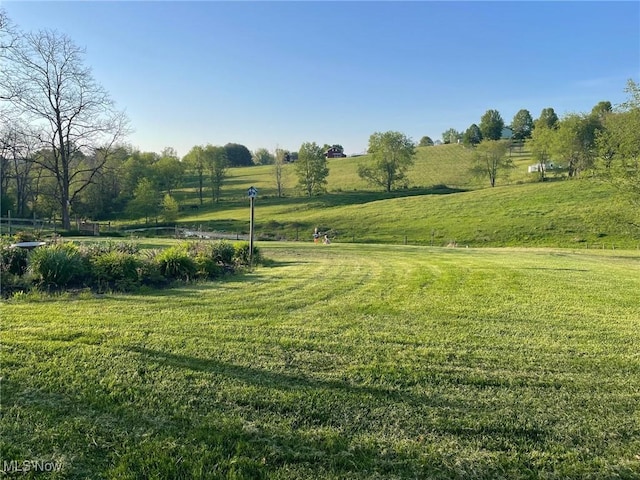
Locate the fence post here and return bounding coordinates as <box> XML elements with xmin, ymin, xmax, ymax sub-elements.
<box><xmin>7</xmin><ymin>210</ymin><xmax>11</xmax><ymax>235</ymax></box>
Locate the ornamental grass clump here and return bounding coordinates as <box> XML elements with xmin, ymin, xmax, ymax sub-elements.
<box><xmin>156</xmin><ymin>243</ymin><xmax>197</xmax><ymax>282</ymax></box>
<box><xmin>28</xmin><ymin>243</ymin><xmax>88</xmax><ymax>289</ymax></box>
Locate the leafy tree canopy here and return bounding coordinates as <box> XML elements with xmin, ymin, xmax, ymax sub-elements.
<box><xmin>224</xmin><ymin>143</ymin><xmax>252</xmax><ymax>167</ymax></box>
<box><xmin>479</xmin><ymin>109</ymin><xmax>505</xmax><ymax>141</ymax></box>
<box><xmin>418</xmin><ymin>136</ymin><xmax>434</xmax><ymax>147</ymax></box>
<box><xmin>511</xmin><ymin>109</ymin><xmax>534</xmax><ymax>140</ymax></box>
<box><xmin>359</xmin><ymin>131</ymin><xmax>415</xmax><ymax>192</ymax></box>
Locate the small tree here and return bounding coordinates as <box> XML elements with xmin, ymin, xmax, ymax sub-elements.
<box><xmin>183</xmin><ymin>145</ymin><xmax>206</xmax><ymax>205</ymax></box>
<box><xmin>295</xmin><ymin>142</ymin><xmax>329</xmax><ymax>197</ymax></box>
<box><xmin>252</xmin><ymin>148</ymin><xmax>275</xmax><ymax>165</ymax></box>
<box><xmin>274</xmin><ymin>148</ymin><xmax>288</xmax><ymax>198</ymax></box>
<box><xmin>162</xmin><ymin>194</ymin><xmax>179</xmax><ymax>223</ymax></box>
<box><xmin>127</xmin><ymin>178</ymin><xmax>160</xmax><ymax>223</ymax></box>
<box><xmin>463</xmin><ymin>124</ymin><xmax>483</xmax><ymax>147</ymax></box>
<box><xmin>442</xmin><ymin>128</ymin><xmax>462</xmax><ymax>144</ymax></box>
<box><xmin>471</xmin><ymin>140</ymin><xmax>512</xmax><ymax>187</ymax></box>
<box><xmin>418</xmin><ymin>136</ymin><xmax>434</xmax><ymax>147</ymax></box>
<box><xmin>358</xmin><ymin>131</ymin><xmax>415</xmax><ymax>192</ymax></box>
<box><xmin>204</xmin><ymin>145</ymin><xmax>228</xmax><ymax>202</ymax></box>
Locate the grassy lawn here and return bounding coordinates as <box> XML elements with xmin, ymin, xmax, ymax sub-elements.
<box><xmin>2</xmin><ymin>243</ymin><xmax>639</xmax><ymax>478</ymax></box>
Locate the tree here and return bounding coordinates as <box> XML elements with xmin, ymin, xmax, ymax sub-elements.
<box><xmin>596</xmin><ymin>80</ymin><xmax>640</xmax><ymax>207</ymax></box>
<box><xmin>152</xmin><ymin>151</ymin><xmax>184</xmax><ymax>195</ymax></box>
<box><xmin>442</xmin><ymin>128</ymin><xmax>462</xmax><ymax>144</ymax></box>
<box><xmin>204</xmin><ymin>145</ymin><xmax>228</xmax><ymax>202</ymax></box>
<box><xmin>358</xmin><ymin>131</ymin><xmax>415</xmax><ymax>192</ymax></box>
<box><xmin>552</xmin><ymin>114</ymin><xmax>599</xmax><ymax>178</ymax></box>
<box><xmin>127</xmin><ymin>178</ymin><xmax>159</xmax><ymax>223</ymax></box>
<box><xmin>462</xmin><ymin>124</ymin><xmax>483</xmax><ymax>147</ymax></box>
<box><xmin>471</xmin><ymin>140</ymin><xmax>512</xmax><ymax>187</ymax></box>
<box><xmin>591</xmin><ymin>101</ymin><xmax>612</xmax><ymax>121</ymax></box>
<box><xmin>479</xmin><ymin>109</ymin><xmax>505</xmax><ymax>141</ymax></box>
<box><xmin>418</xmin><ymin>136</ymin><xmax>434</xmax><ymax>147</ymax></box>
<box><xmin>74</xmin><ymin>145</ymin><xmax>130</xmax><ymax>219</ymax></box>
<box><xmin>273</xmin><ymin>148</ymin><xmax>288</xmax><ymax>198</ymax></box>
<box><xmin>295</xmin><ymin>142</ymin><xmax>329</xmax><ymax>197</ymax></box>
<box><xmin>182</xmin><ymin>145</ymin><xmax>206</xmax><ymax>205</ymax></box>
<box><xmin>0</xmin><ymin>29</ymin><xmax>129</xmax><ymax>229</ymax></box>
<box><xmin>0</xmin><ymin>121</ymin><xmax>39</xmax><ymax>217</ymax></box>
<box><xmin>252</xmin><ymin>148</ymin><xmax>275</xmax><ymax>165</ymax></box>
<box><xmin>529</xmin><ymin>122</ymin><xmax>556</xmax><ymax>182</ymax></box>
<box><xmin>511</xmin><ymin>109</ymin><xmax>534</xmax><ymax>140</ymax></box>
<box><xmin>162</xmin><ymin>194</ymin><xmax>179</xmax><ymax>223</ymax></box>
<box><xmin>120</xmin><ymin>151</ymin><xmax>157</xmax><ymax>201</ymax></box>
<box><xmin>535</xmin><ymin>108</ymin><xmax>559</xmax><ymax>129</ymax></box>
<box><xmin>224</xmin><ymin>143</ymin><xmax>252</xmax><ymax>167</ymax></box>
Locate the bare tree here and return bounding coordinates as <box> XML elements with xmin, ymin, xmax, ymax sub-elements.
<box><xmin>274</xmin><ymin>147</ymin><xmax>287</xmax><ymax>198</ymax></box>
<box><xmin>0</xmin><ymin>29</ymin><xmax>129</xmax><ymax>228</ymax></box>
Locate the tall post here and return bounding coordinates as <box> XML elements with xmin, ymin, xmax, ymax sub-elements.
<box><xmin>247</xmin><ymin>186</ymin><xmax>258</xmax><ymax>269</ymax></box>
<box><xmin>249</xmin><ymin>196</ymin><xmax>255</xmax><ymax>269</ymax></box>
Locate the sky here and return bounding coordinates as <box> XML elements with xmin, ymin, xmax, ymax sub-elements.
<box><xmin>2</xmin><ymin>1</ymin><xmax>639</xmax><ymax>157</ymax></box>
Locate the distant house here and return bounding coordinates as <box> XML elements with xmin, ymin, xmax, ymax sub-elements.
<box><xmin>528</xmin><ymin>162</ymin><xmax>555</xmax><ymax>173</ymax></box>
<box><xmin>325</xmin><ymin>145</ymin><xmax>346</xmax><ymax>158</ymax></box>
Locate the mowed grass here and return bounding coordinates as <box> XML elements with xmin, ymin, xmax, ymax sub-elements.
<box><xmin>2</xmin><ymin>243</ymin><xmax>639</xmax><ymax>478</ymax></box>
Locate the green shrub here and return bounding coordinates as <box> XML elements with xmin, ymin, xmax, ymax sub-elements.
<box><xmin>90</xmin><ymin>251</ymin><xmax>142</xmax><ymax>292</ymax></box>
<box><xmin>0</xmin><ymin>271</ymin><xmax>33</xmax><ymax>297</ymax></box>
<box><xmin>137</xmin><ymin>256</ymin><xmax>167</xmax><ymax>287</ymax></box>
<box><xmin>13</xmin><ymin>231</ymin><xmax>38</xmax><ymax>243</ymax></box>
<box><xmin>1</xmin><ymin>243</ymin><xmax>29</xmax><ymax>276</ymax></box>
<box><xmin>194</xmin><ymin>254</ymin><xmax>224</xmax><ymax>279</ymax></box>
<box><xmin>156</xmin><ymin>244</ymin><xmax>197</xmax><ymax>281</ymax></box>
<box><xmin>211</xmin><ymin>240</ymin><xmax>235</xmax><ymax>265</ymax></box>
<box><xmin>186</xmin><ymin>242</ymin><xmax>229</xmax><ymax>279</ymax></box>
<box><xmin>233</xmin><ymin>242</ymin><xmax>261</xmax><ymax>267</ymax></box>
<box><xmin>28</xmin><ymin>243</ymin><xmax>88</xmax><ymax>288</ymax></box>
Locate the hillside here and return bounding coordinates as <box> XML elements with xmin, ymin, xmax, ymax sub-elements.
<box><xmin>167</xmin><ymin>145</ymin><xmax>638</xmax><ymax>249</ymax></box>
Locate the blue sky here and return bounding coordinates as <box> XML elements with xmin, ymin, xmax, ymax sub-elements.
<box><xmin>3</xmin><ymin>1</ymin><xmax>639</xmax><ymax>157</ymax></box>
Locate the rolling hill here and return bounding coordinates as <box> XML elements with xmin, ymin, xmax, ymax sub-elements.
<box><xmin>167</xmin><ymin>145</ymin><xmax>638</xmax><ymax>249</ymax></box>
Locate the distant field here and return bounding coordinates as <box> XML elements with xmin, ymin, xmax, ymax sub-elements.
<box><xmin>175</xmin><ymin>144</ymin><xmax>533</xmax><ymax>203</ymax></box>
<box><xmin>175</xmin><ymin>179</ymin><xmax>638</xmax><ymax>249</ymax></box>
<box><xmin>117</xmin><ymin>144</ymin><xmax>639</xmax><ymax>249</ymax></box>
<box><xmin>2</xmin><ymin>243</ymin><xmax>639</xmax><ymax>478</ymax></box>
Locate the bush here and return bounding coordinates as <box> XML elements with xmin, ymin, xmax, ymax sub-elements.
<box><xmin>90</xmin><ymin>251</ymin><xmax>142</xmax><ymax>292</ymax></box>
<box><xmin>194</xmin><ymin>254</ymin><xmax>224</xmax><ymax>279</ymax></box>
<box><xmin>233</xmin><ymin>242</ymin><xmax>261</xmax><ymax>267</ymax></box>
<box><xmin>28</xmin><ymin>243</ymin><xmax>88</xmax><ymax>289</ymax></box>
<box><xmin>137</xmin><ymin>255</ymin><xmax>167</xmax><ymax>287</ymax></box>
<box><xmin>1</xmin><ymin>242</ymin><xmax>29</xmax><ymax>276</ymax></box>
<box><xmin>211</xmin><ymin>240</ymin><xmax>235</xmax><ymax>265</ymax></box>
<box><xmin>156</xmin><ymin>244</ymin><xmax>197</xmax><ymax>281</ymax></box>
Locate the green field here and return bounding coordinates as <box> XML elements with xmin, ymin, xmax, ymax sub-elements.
<box><xmin>161</xmin><ymin>145</ymin><xmax>640</xmax><ymax>249</ymax></box>
<box><xmin>2</xmin><ymin>243</ymin><xmax>639</xmax><ymax>478</ymax></box>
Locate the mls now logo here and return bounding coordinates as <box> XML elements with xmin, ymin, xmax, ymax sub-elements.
<box><xmin>2</xmin><ymin>459</ymin><xmax>63</xmax><ymax>473</ymax></box>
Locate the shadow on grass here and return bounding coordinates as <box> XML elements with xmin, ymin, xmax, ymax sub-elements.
<box><xmin>124</xmin><ymin>346</ymin><xmax>451</xmax><ymax>411</ymax></box>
